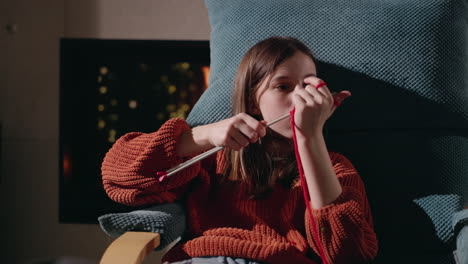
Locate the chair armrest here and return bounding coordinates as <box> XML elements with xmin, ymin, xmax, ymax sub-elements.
<box><xmin>100</xmin><ymin>231</ymin><xmax>160</xmax><ymax>264</ymax></box>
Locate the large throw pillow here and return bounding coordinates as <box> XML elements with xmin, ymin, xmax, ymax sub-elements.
<box><xmin>187</xmin><ymin>0</ymin><xmax>468</xmax><ymax>131</ymax></box>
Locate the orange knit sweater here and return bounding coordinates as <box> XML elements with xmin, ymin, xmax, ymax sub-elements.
<box><xmin>101</xmin><ymin>118</ymin><xmax>378</xmax><ymax>264</ymax></box>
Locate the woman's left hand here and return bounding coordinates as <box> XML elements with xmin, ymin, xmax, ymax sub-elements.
<box><xmin>291</xmin><ymin>76</ymin><xmax>351</xmax><ymax>137</ymax></box>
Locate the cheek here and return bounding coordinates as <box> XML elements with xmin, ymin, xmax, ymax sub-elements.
<box><xmin>259</xmin><ymin>101</ymin><xmax>289</xmax><ymax>122</ymax></box>
<box><xmin>267</xmin><ymin>117</ymin><xmax>293</xmax><ymax>139</ymax></box>
<box><xmin>257</xmin><ymin>90</ymin><xmax>293</xmax><ymax>119</ymax></box>
<box><xmin>258</xmin><ymin>96</ymin><xmax>278</xmax><ymax>118</ymax></box>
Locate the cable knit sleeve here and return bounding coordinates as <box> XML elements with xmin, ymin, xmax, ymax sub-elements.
<box><xmin>305</xmin><ymin>152</ymin><xmax>378</xmax><ymax>264</ymax></box>
<box><xmin>101</xmin><ymin>118</ymin><xmax>203</xmax><ymax>206</ymax></box>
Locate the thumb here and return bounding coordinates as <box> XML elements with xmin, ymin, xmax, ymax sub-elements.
<box><xmin>333</xmin><ymin>90</ymin><xmax>351</xmax><ymax>107</ymax></box>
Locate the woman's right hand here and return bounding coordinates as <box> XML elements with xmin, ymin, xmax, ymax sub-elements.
<box><xmin>177</xmin><ymin>113</ymin><xmax>267</xmax><ymax>157</ymax></box>
<box><xmin>204</xmin><ymin>113</ymin><xmax>267</xmax><ymax>151</ymax></box>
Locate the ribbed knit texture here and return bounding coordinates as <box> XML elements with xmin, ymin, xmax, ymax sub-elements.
<box><xmin>101</xmin><ymin>118</ymin><xmax>378</xmax><ymax>264</ymax></box>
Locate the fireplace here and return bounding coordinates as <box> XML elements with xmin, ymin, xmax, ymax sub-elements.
<box><xmin>59</xmin><ymin>39</ymin><xmax>210</xmax><ymax>223</ymax></box>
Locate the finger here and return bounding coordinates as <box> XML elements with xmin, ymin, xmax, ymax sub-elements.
<box><xmin>239</xmin><ymin>113</ymin><xmax>267</xmax><ymax>138</ymax></box>
<box><xmin>304</xmin><ymin>84</ymin><xmax>325</xmax><ymax>104</ymax></box>
<box><xmin>332</xmin><ymin>90</ymin><xmax>352</xmax><ymax>108</ymax></box>
<box><xmin>292</xmin><ymin>92</ymin><xmax>310</xmax><ymax>110</ymax></box>
<box><xmin>225</xmin><ymin>136</ymin><xmax>243</xmax><ymax>151</ymax></box>
<box><xmin>316</xmin><ymin>82</ymin><xmax>333</xmax><ymax>99</ymax></box>
<box><xmin>303</xmin><ymin>76</ymin><xmax>325</xmax><ymax>87</ymax></box>
<box><xmin>304</xmin><ymin>77</ymin><xmax>333</xmax><ymax>101</ymax></box>
<box><xmin>294</xmin><ymin>88</ymin><xmax>314</xmax><ymax>105</ymax></box>
<box><xmin>230</xmin><ymin>128</ymin><xmax>251</xmax><ymax>147</ymax></box>
<box><xmin>234</xmin><ymin>121</ymin><xmax>258</xmax><ymax>143</ymax></box>
<box><xmin>316</xmin><ymin>85</ymin><xmax>334</xmax><ymax>106</ymax></box>
<box><xmin>237</xmin><ymin>124</ymin><xmax>259</xmax><ymax>143</ymax></box>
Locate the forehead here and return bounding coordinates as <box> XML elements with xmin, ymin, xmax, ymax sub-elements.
<box><xmin>271</xmin><ymin>52</ymin><xmax>317</xmax><ymax>79</ymax></box>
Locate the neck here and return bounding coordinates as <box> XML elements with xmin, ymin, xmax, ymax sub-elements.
<box><xmin>262</xmin><ymin>128</ymin><xmax>294</xmax><ymax>159</ymax></box>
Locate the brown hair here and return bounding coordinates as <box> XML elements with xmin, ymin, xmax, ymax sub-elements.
<box><xmin>223</xmin><ymin>36</ymin><xmax>317</xmax><ymax>198</ymax></box>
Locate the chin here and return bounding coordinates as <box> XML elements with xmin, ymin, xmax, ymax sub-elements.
<box><xmin>269</xmin><ymin>127</ymin><xmax>293</xmax><ymax>139</ymax></box>
<box><xmin>276</xmin><ymin>129</ymin><xmax>292</xmax><ymax>138</ymax></box>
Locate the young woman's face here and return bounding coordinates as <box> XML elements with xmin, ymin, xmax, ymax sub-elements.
<box><xmin>255</xmin><ymin>51</ymin><xmax>317</xmax><ymax>138</ymax></box>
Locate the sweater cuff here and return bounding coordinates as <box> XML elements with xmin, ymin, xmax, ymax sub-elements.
<box><xmin>304</xmin><ymin>187</ymin><xmax>368</xmax><ymax>263</ymax></box>
<box><xmin>155</xmin><ymin>118</ymin><xmax>192</xmax><ymax>168</ymax></box>
<box><xmin>153</xmin><ymin>118</ymin><xmax>202</xmax><ymax>185</ymax></box>
<box><xmin>308</xmin><ymin>186</ymin><xmax>364</xmax><ymax>218</ymax></box>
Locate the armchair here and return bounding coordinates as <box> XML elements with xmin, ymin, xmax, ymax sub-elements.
<box><xmin>99</xmin><ymin>0</ymin><xmax>468</xmax><ymax>263</ymax></box>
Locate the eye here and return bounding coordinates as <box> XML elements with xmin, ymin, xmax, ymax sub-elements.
<box><xmin>274</xmin><ymin>84</ymin><xmax>291</xmax><ymax>91</ymax></box>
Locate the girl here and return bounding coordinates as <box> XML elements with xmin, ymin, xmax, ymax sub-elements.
<box><xmin>101</xmin><ymin>37</ymin><xmax>378</xmax><ymax>264</ymax></box>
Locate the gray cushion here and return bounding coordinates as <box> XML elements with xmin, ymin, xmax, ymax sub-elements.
<box><xmin>187</xmin><ymin>0</ymin><xmax>468</xmax><ymax>130</ymax></box>
<box><xmin>413</xmin><ymin>194</ymin><xmax>462</xmax><ymax>244</ymax></box>
<box><xmin>98</xmin><ymin>203</ymin><xmax>186</xmax><ymax>250</ymax></box>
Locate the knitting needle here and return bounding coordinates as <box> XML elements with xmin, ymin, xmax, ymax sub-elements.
<box><xmin>156</xmin><ymin>112</ymin><xmax>290</xmax><ymax>181</ymax></box>
<box><xmin>156</xmin><ymin>91</ymin><xmax>345</xmax><ymax>181</ymax></box>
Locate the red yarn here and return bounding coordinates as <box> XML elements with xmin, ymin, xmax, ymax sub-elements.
<box><xmin>290</xmin><ymin>108</ymin><xmax>328</xmax><ymax>264</ymax></box>
<box><xmin>315</xmin><ymin>82</ymin><xmax>327</xmax><ymax>89</ymax></box>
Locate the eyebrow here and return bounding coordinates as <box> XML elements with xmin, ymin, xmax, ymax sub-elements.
<box><xmin>271</xmin><ymin>73</ymin><xmax>317</xmax><ymax>82</ymax></box>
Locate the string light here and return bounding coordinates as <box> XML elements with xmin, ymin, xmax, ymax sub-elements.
<box><xmin>168</xmin><ymin>85</ymin><xmax>176</xmax><ymax>94</ymax></box>
<box><xmin>108</xmin><ymin>129</ymin><xmax>116</xmax><ymax>143</ymax></box>
<box><xmin>181</xmin><ymin>62</ymin><xmax>190</xmax><ymax>70</ymax></box>
<box><xmin>166</xmin><ymin>104</ymin><xmax>176</xmax><ymax>112</ymax></box>
<box><xmin>99</xmin><ymin>86</ymin><xmax>108</xmax><ymax>94</ymax></box>
<box><xmin>182</xmin><ymin>104</ymin><xmax>190</xmax><ymax>111</ymax></box>
<box><xmin>100</xmin><ymin>66</ymin><xmax>109</xmax><ymax>75</ymax></box>
<box><xmin>98</xmin><ymin>120</ymin><xmax>106</xmax><ymax>129</ymax></box>
<box><xmin>129</xmin><ymin>100</ymin><xmax>138</xmax><ymax>109</ymax></box>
